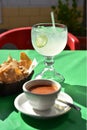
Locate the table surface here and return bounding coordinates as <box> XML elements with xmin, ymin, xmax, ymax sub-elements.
<box><xmin>0</xmin><ymin>50</ymin><xmax>86</xmax><ymax>130</ymax></box>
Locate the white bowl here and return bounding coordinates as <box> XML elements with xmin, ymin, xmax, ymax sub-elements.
<box><xmin>23</xmin><ymin>79</ymin><xmax>61</xmax><ymax>111</ymax></box>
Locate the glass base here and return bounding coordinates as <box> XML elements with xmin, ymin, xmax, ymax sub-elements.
<box><xmin>34</xmin><ymin>68</ymin><xmax>65</xmax><ymax>83</ymax></box>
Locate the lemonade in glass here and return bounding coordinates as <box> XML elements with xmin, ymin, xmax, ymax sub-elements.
<box><xmin>31</xmin><ymin>23</ymin><xmax>68</xmax><ymax>82</ymax></box>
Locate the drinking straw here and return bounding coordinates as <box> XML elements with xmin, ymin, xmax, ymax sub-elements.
<box><xmin>51</xmin><ymin>11</ymin><xmax>55</xmax><ymax>28</ymax></box>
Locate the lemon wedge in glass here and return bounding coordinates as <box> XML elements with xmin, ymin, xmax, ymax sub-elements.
<box><xmin>36</xmin><ymin>35</ymin><xmax>48</xmax><ymax>48</ymax></box>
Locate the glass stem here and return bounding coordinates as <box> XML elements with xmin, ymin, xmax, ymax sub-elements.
<box><xmin>44</xmin><ymin>56</ymin><xmax>54</xmax><ymax>71</ymax></box>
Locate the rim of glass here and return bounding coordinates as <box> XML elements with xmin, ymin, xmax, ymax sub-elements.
<box><xmin>32</xmin><ymin>23</ymin><xmax>67</xmax><ymax>28</ymax></box>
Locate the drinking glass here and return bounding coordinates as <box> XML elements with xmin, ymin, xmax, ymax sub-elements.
<box><xmin>31</xmin><ymin>23</ymin><xmax>68</xmax><ymax>82</ymax></box>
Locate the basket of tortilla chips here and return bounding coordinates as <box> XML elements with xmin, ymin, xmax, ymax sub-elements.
<box><xmin>0</xmin><ymin>52</ymin><xmax>34</xmax><ymax>96</ymax></box>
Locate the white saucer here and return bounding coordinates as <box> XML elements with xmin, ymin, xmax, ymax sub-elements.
<box><xmin>14</xmin><ymin>92</ymin><xmax>73</xmax><ymax>118</ymax></box>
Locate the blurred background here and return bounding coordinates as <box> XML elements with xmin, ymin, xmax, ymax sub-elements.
<box><xmin>0</xmin><ymin>0</ymin><xmax>85</xmax><ymax>29</ymax></box>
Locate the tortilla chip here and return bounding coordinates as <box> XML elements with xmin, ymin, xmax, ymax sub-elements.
<box><xmin>20</xmin><ymin>52</ymin><xmax>32</xmax><ymax>69</ymax></box>
<box><xmin>0</xmin><ymin>52</ymin><xmax>32</xmax><ymax>83</ymax></box>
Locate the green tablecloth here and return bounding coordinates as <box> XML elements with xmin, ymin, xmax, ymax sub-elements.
<box><xmin>0</xmin><ymin>50</ymin><xmax>86</xmax><ymax>130</ymax></box>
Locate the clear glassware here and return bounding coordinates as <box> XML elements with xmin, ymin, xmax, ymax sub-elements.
<box><xmin>31</xmin><ymin>23</ymin><xmax>68</xmax><ymax>82</ymax></box>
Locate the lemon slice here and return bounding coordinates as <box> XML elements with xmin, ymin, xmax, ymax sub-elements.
<box><xmin>36</xmin><ymin>35</ymin><xmax>48</xmax><ymax>48</ymax></box>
